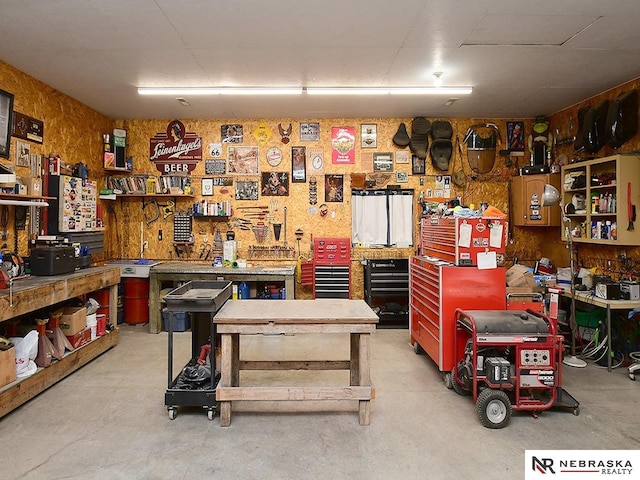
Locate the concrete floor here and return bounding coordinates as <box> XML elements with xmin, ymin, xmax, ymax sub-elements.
<box><xmin>2</xmin><ymin>324</ymin><xmax>639</xmax><ymax>480</ymax></box>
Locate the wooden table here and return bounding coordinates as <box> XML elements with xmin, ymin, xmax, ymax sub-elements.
<box><xmin>148</xmin><ymin>262</ymin><xmax>296</xmax><ymax>333</ymax></box>
<box><xmin>214</xmin><ymin>299</ymin><xmax>378</xmax><ymax>426</ymax></box>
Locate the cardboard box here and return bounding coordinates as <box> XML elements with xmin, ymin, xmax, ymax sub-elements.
<box><xmin>506</xmin><ymin>264</ymin><xmax>538</xmax><ymax>288</ymax></box>
<box><xmin>28</xmin><ymin>177</ymin><xmax>42</xmax><ymax>196</ymax></box>
<box><xmin>0</xmin><ymin>346</ymin><xmax>17</xmax><ymax>388</ymax></box>
<box><xmin>66</xmin><ymin>327</ymin><xmax>92</xmax><ymax>349</ymax></box>
<box><xmin>60</xmin><ymin>307</ymin><xmax>87</xmax><ymax>336</ymax></box>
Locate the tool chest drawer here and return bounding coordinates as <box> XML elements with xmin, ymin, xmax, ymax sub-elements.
<box><xmin>313</xmin><ymin>265</ymin><xmax>351</xmax><ymax>299</ymax></box>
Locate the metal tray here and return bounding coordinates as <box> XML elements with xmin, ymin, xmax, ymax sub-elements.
<box><xmin>164</xmin><ymin>281</ymin><xmax>232</xmax><ymax>312</ymax></box>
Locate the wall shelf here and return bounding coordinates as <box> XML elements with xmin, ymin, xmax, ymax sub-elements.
<box><xmin>0</xmin><ymin>193</ymin><xmax>55</xmax><ymax>207</ymax></box>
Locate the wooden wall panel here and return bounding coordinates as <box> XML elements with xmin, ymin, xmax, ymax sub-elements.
<box><xmin>0</xmin><ymin>61</ymin><xmax>112</xmax><ymax>259</ymax></box>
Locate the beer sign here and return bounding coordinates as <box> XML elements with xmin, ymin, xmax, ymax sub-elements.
<box><xmin>150</xmin><ymin>119</ymin><xmax>202</xmax><ymax>173</ymax></box>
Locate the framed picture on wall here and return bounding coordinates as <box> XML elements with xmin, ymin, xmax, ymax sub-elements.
<box><xmin>506</xmin><ymin>121</ymin><xmax>525</xmax><ymax>153</ymax></box>
<box><xmin>292</xmin><ymin>146</ymin><xmax>306</xmax><ymax>182</ymax></box>
<box><xmin>412</xmin><ymin>155</ymin><xmax>425</xmax><ymax>175</ymax></box>
<box><xmin>0</xmin><ymin>88</ymin><xmax>15</xmax><ymax>159</ymax></box>
<box><xmin>325</xmin><ymin>174</ymin><xmax>344</xmax><ymax>202</ymax></box>
<box><xmin>361</xmin><ymin>124</ymin><xmax>377</xmax><ymax>148</ymax></box>
<box><xmin>201</xmin><ymin>178</ymin><xmax>213</xmax><ymax>196</ymax></box>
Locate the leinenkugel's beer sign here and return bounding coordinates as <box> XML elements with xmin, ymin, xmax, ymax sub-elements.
<box><xmin>150</xmin><ymin>120</ymin><xmax>202</xmax><ymax>173</ymax></box>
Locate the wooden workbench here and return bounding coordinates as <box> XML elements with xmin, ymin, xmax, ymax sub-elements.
<box><xmin>0</xmin><ymin>266</ymin><xmax>121</xmax><ymax>417</ymax></box>
<box><xmin>148</xmin><ymin>262</ymin><xmax>296</xmax><ymax>333</ymax></box>
<box><xmin>213</xmin><ymin>299</ymin><xmax>378</xmax><ymax>426</ymax></box>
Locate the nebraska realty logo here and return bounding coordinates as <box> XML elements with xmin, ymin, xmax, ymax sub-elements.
<box><xmin>526</xmin><ymin>451</ymin><xmax>637</xmax><ymax>479</ymax></box>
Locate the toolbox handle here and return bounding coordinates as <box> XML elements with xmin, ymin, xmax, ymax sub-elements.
<box><xmin>506</xmin><ymin>292</ymin><xmax>543</xmax><ymax>301</ymax></box>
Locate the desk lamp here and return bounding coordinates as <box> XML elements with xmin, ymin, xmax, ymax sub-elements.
<box><xmin>542</xmin><ymin>184</ymin><xmax>587</xmax><ymax>368</ymax></box>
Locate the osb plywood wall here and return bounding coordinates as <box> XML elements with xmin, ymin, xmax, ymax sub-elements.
<box><xmin>0</xmin><ymin>60</ymin><xmax>112</xmax><ymax>259</ymax></box>
<box><xmin>113</xmin><ymin>117</ymin><xmax>528</xmax><ymax>298</ymax></box>
<box><xmin>546</xmin><ymin>78</ymin><xmax>640</xmax><ymax>280</ymax></box>
<box><xmin>2</xmin><ymin>57</ymin><xmax>638</xmax><ymax>298</ymax></box>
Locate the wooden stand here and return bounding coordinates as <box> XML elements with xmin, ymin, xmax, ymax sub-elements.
<box><xmin>0</xmin><ymin>266</ymin><xmax>121</xmax><ymax>418</ymax></box>
<box><xmin>213</xmin><ymin>299</ymin><xmax>378</xmax><ymax>426</ymax></box>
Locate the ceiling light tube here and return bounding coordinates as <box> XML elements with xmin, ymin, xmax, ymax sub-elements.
<box><xmin>389</xmin><ymin>87</ymin><xmax>472</xmax><ymax>95</ymax></box>
<box><xmin>306</xmin><ymin>86</ymin><xmax>472</xmax><ymax>95</ymax></box>
<box><xmin>306</xmin><ymin>88</ymin><xmax>391</xmax><ymax>95</ymax></box>
<box><xmin>138</xmin><ymin>87</ymin><xmax>303</xmax><ymax>95</ymax></box>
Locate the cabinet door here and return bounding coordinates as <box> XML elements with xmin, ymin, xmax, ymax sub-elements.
<box><xmin>512</xmin><ymin>174</ymin><xmax>560</xmax><ymax>226</ymax></box>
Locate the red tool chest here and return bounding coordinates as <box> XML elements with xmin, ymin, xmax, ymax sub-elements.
<box><xmin>419</xmin><ymin>216</ymin><xmax>508</xmax><ymax>266</ymax></box>
<box><xmin>313</xmin><ymin>237</ymin><xmax>351</xmax><ymax>298</ymax></box>
<box><xmin>409</xmin><ymin>256</ymin><xmax>506</xmax><ymax>372</ymax></box>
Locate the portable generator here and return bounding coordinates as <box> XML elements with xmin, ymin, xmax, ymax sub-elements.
<box><xmin>451</xmin><ymin>309</ymin><xmax>579</xmax><ymax>429</ymax></box>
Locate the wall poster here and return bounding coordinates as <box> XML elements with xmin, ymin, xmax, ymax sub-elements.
<box><xmin>331</xmin><ymin>126</ymin><xmax>355</xmax><ymax>164</ymax></box>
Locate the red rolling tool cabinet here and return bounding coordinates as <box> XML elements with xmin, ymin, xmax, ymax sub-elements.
<box><xmin>409</xmin><ymin>255</ymin><xmax>506</xmax><ymax>383</ymax></box>
<box><xmin>313</xmin><ymin>237</ymin><xmax>351</xmax><ymax>299</ymax></box>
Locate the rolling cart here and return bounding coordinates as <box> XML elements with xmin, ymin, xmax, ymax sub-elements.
<box><xmin>451</xmin><ymin>309</ymin><xmax>579</xmax><ymax>428</ymax></box>
<box><xmin>163</xmin><ymin>281</ymin><xmax>232</xmax><ymax>420</ymax></box>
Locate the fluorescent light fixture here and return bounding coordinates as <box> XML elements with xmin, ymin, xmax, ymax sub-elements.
<box><xmin>306</xmin><ymin>88</ymin><xmax>391</xmax><ymax>95</ymax></box>
<box><xmin>307</xmin><ymin>86</ymin><xmax>472</xmax><ymax>95</ymax></box>
<box><xmin>389</xmin><ymin>86</ymin><xmax>472</xmax><ymax>95</ymax></box>
<box><xmin>138</xmin><ymin>87</ymin><xmax>303</xmax><ymax>95</ymax></box>
<box><xmin>138</xmin><ymin>86</ymin><xmax>472</xmax><ymax>96</ymax></box>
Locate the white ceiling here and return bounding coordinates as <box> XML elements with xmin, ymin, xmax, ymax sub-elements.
<box><xmin>1</xmin><ymin>0</ymin><xmax>639</xmax><ymax>120</ymax></box>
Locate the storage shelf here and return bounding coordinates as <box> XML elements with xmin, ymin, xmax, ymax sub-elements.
<box><xmin>561</xmin><ymin>154</ymin><xmax>639</xmax><ymax>245</ymax></box>
<box><xmin>117</xmin><ymin>193</ymin><xmax>195</xmax><ymax>198</ymax></box>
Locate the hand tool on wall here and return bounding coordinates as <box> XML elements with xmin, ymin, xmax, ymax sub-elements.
<box><xmin>143</xmin><ymin>200</ymin><xmax>160</xmax><ymax>225</ymax></box>
<box><xmin>283</xmin><ymin>206</ymin><xmax>288</xmax><ymax>245</ymax></box>
<box><xmin>628</xmin><ymin>182</ymin><xmax>635</xmax><ymax>231</ymax></box>
<box><xmin>161</xmin><ymin>201</ymin><xmax>175</xmax><ymax>219</ymax></box>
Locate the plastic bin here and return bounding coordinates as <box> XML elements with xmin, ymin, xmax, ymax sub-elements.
<box><xmin>575</xmin><ymin>308</ymin><xmax>606</xmax><ymax>328</ymax></box>
<box><xmin>162</xmin><ymin>311</ymin><xmax>191</xmax><ymax>332</ymax></box>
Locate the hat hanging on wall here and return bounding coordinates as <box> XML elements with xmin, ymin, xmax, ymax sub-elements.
<box><xmin>392</xmin><ymin>123</ymin><xmax>411</xmax><ymax>147</ymax></box>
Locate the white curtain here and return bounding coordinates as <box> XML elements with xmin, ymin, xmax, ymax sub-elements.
<box><xmin>389</xmin><ymin>191</ymin><xmax>414</xmax><ymax>246</ymax></box>
<box><xmin>352</xmin><ymin>189</ymin><xmax>413</xmax><ymax>246</ymax></box>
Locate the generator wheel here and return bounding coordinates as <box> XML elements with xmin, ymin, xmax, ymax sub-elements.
<box><xmin>443</xmin><ymin>372</ymin><xmax>453</xmax><ymax>389</ymax></box>
<box><xmin>451</xmin><ymin>365</ymin><xmax>471</xmax><ymax>396</ymax></box>
<box><xmin>413</xmin><ymin>341</ymin><xmax>423</xmax><ymax>355</ymax></box>
<box><xmin>476</xmin><ymin>389</ymin><xmax>511</xmax><ymax>429</ymax></box>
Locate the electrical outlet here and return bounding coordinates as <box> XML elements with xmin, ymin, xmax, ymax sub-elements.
<box><xmin>143</xmin><ymin>241</ymin><xmax>149</xmax><ymax>250</ymax></box>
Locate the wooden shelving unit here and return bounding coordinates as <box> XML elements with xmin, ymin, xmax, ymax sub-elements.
<box><xmin>561</xmin><ymin>154</ymin><xmax>640</xmax><ymax>245</ymax></box>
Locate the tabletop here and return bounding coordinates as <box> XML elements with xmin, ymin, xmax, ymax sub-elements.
<box><xmin>213</xmin><ymin>299</ymin><xmax>378</xmax><ymax>324</ymax></box>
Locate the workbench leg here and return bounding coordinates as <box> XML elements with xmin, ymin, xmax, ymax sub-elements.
<box><xmin>350</xmin><ymin>333</ymin><xmax>360</xmax><ymax>385</ymax></box>
<box><xmin>219</xmin><ymin>333</ymin><xmax>233</xmax><ymax>427</ymax></box>
<box><xmin>231</xmin><ymin>333</ymin><xmax>240</xmax><ymax>386</ymax></box>
<box><xmin>357</xmin><ymin>333</ymin><xmax>371</xmax><ymax>426</ymax></box>
<box><xmin>606</xmin><ymin>305</ymin><xmax>612</xmax><ymax>372</ymax></box>
<box><xmin>148</xmin><ymin>274</ymin><xmax>161</xmax><ymax>334</ymax></box>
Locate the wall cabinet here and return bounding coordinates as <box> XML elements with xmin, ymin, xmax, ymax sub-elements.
<box><xmin>511</xmin><ymin>173</ymin><xmax>561</xmax><ymax>226</ymax></box>
<box><xmin>561</xmin><ymin>154</ymin><xmax>640</xmax><ymax>245</ymax></box>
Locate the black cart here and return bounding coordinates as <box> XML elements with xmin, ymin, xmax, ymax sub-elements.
<box><xmin>163</xmin><ymin>281</ymin><xmax>232</xmax><ymax>420</ymax></box>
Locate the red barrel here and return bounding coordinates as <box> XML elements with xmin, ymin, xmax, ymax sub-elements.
<box><xmin>93</xmin><ymin>288</ymin><xmax>111</xmax><ymax>323</ymax></box>
<box><xmin>123</xmin><ymin>278</ymin><xmax>149</xmax><ymax>324</ymax></box>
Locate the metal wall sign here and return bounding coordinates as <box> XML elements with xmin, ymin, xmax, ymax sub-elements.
<box><xmin>149</xmin><ymin>119</ymin><xmax>202</xmax><ymax>174</ymax></box>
